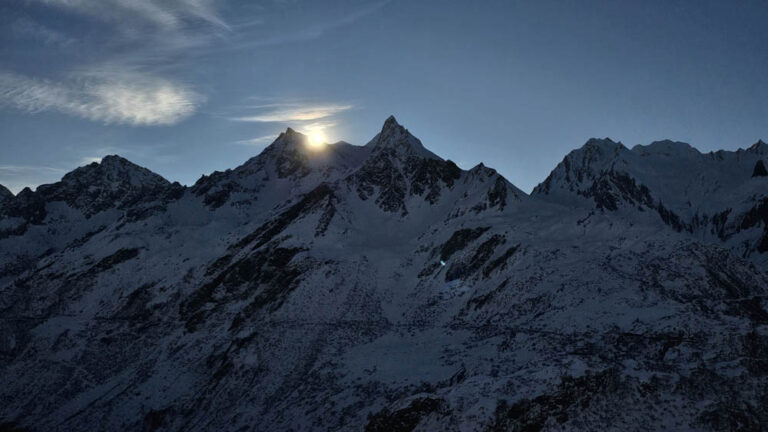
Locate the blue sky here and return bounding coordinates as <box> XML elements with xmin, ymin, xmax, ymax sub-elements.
<box><xmin>1</xmin><ymin>0</ymin><xmax>767</xmax><ymax>194</ymax></box>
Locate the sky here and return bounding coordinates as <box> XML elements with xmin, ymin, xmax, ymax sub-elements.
<box><xmin>1</xmin><ymin>0</ymin><xmax>767</xmax><ymax>194</ymax></box>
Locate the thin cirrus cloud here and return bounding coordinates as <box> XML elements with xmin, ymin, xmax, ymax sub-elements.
<box><xmin>230</xmin><ymin>104</ymin><xmax>353</xmax><ymax>123</ymax></box>
<box><xmin>2</xmin><ymin>0</ymin><xmax>226</xmax><ymax>128</ymax></box>
<box><xmin>0</xmin><ymin>71</ymin><xmax>203</xmax><ymax>126</ymax></box>
<box><xmin>28</xmin><ymin>0</ymin><xmax>229</xmax><ymax>31</ymax></box>
<box><xmin>232</xmin><ymin>134</ymin><xmax>278</xmax><ymax>146</ymax></box>
<box><xmin>79</xmin><ymin>156</ymin><xmax>103</xmax><ymax>165</ymax></box>
<box><xmin>227</xmin><ymin>1</ymin><xmax>389</xmax><ymax>50</ymax></box>
<box><xmin>229</xmin><ymin>102</ymin><xmax>349</xmax><ymax>146</ymax></box>
<box><xmin>11</xmin><ymin>18</ymin><xmax>75</xmax><ymax>47</ymax></box>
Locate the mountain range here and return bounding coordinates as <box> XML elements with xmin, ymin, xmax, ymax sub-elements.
<box><xmin>1</xmin><ymin>116</ymin><xmax>767</xmax><ymax>431</ymax></box>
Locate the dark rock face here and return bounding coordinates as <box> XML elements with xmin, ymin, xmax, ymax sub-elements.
<box><xmin>486</xmin><ymin>176</ymin><xmax>509</xmax><ymax>210</ymax></box>
<box><xmin>438</xmin><ymin>227</ymin><xmax>490</xmax><ymax>262</ymax></box>
<box><xmin>351</xmin><ymin>150</ymin><xmax>464</xmax><ymax>214</ymax></box>
<box><xmin>349</xmin><ymin>117</ymin><xmax>464</xmax><ymax>214</ymax></box>
<box><xmin>0</xmin><ymin>185</ymin><xmax>12</xmax><ymax>205</ymax></box>
<box><xmin>181</xmin><ymin>243</ymin><xmax>306</xmax><ymax>332</ymax></box>
<box><xmin>752</xmin><ymin>160</ymin><xmax>768</xmax><ymax>177</ymax></box>
<box><xmin>231</xmin><ymin>183</ymin><xmax>337</xmax><ymax>250</ymax></box>
<box><xmin>482</xmin><ymin>244</ymin><xmax>519</xmax><ymax>278</ymax></box>
<box><xmin>365</xmin><ymin>397</ymin><xmax>446</xmax><ymax>432</ymax></box>
<box><xmin>89</xmin><ymin>248</ymin><xmax>141</xmax><ymax>273</ymax></box>
<box><xmin>409</xmin><ymin>158</ymin><xmax>462</xmax><ymax>204</ymax></box>
<box><xmin>489</xmin><ymin>370</ymin><xmax>622</xmax><ymax>432</ymax></box>
<box><xmin>656</xmin><ymin>201</ymin><xmax>689</xmax><ymax>232</ymax></box>
<box><xmin>583</xmin><ymin>170</ymin><xmax>653</xmax><ymax>211</ymax></box>
<box><xmin>192</xmin><ymin>170</ymin><xmax>244</xmax><ymax>209</ymax></box>
<box><xmin>352</xmin><ymin>148</ymin><xmax>410</xmax><ymax>213</ymax></box>
<box><xmin>445</xmin><ymin>234</ymin><xmax>505</xmax><ymax>281</ymax></box>
<box><xmin>738</xmin><ymin>198</ymin><xmax>768</xmax><ymax>252</ymax></box>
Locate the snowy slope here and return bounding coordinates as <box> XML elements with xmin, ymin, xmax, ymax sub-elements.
<box><xmin>0</xmin><ymin>119</ymin><xmax>767</xmax><ymax>431</ymax></box>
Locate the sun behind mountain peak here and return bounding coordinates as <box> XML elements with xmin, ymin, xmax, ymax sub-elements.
<box><xmin>307</xmin><ymin>131</ymin><xmax>326</xmax><ymax>149</ymax></box>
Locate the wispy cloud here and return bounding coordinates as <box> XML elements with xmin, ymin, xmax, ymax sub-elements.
<box><xmin>0</xmin><ymin>71</ymin><xmax>203</xmax><ymax>126</ymax></box>
<box><xmin>3</xmin><ymin>0</ymin><xmax>227</xmax><ymax>127</ymax></box>
<box><xmin>29</xmin><ymin>0</ymin><xmax>229</xmax><ymax>31</ymax></box>
<box><xmin>299</xmin><ymin>121</ymin><xmax>338</xmax><ymax>136</ymax></box>
<box><xmin>0</xmin><ymin>165</ymin><xmax>66</xmax><ymax>175</ymax></box>
<box><xmin>228</xmin><ymin>1</ymin><xmax>389</xmax><ymax>49</ymax></box>
<box><xmin>7</xmin><ymin>1</ymin><xmax>383</xmax><ymax>130</ymax></box>
<box><xmin>79</xmin><ymin>156</ymin><xmax>103</xmax><ymax>165</ymax></box>
<box><xmin>233</xmin><ymin>134</ymin><xmax>279</xmax><ymax>146</ymax></box>
<box><xmin>230</xmin><ymin>103</ymin><xmax>352</xmax><ymax>123</ymax></box>
<box><xmin>11</xmin><ymin>18</ymin><xmax>75</xmax><ymax>47</ymax></box>
<box><xmin>228</xmin><ymin>100</ymin><xmax>351</xmax><ymax>141</ymax></box>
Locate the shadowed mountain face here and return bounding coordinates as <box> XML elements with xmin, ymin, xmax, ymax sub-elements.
<box><xmin>1</xmin><ymin>118</ymin><xmax>768</xmax><ymax>431</ymax></box>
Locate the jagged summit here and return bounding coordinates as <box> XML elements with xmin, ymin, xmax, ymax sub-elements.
<box><xmin>377</xmin><ymin>114</ymin><xmax>402</xmax><ymax>137</ymax></box>
<box><xmin>365</xmin><ymin>115</ymin><xmax>441</xmax><ymax>160</ymax></box>
<box><xmin>243</xmin><ymin>127</ymin><xmax>367</xmax><ymax>177</ymax></box>
<box><xmin>468</xmin><ymin>162</ymin><xmax>499</xmax><ymax>178</ymax></box>
<box><xmin>191</xmin><ymin>116</ymin><xmax>522</xmax><ymax>214</ymax></box>
<box><xmin>261</xmin><ymin>128</ymin><xmax>306</xmax><ymax>153</ymax></box>
<box><xmin>256</xmin><ymin>127</ymin><xmax>364</xmax><ymax>162</ymax></box>
<box><xmin>27</xmin><ymin>154</ymin><xmax>177</xmax><ymax>218</ymax></box>
<box><xmin>533</xmin><ymin>134</ymin><xmax>768</xmax><ymax>250</ymax></box>
<box><xmin>54</xmin><ymin>154</ymin><xmax>171</xmax><ymax>190</ymax></box>
<box><xmin>747</xmin><ymin>139</ymin><xmax>768</xmax><ymax>153</ymax></box>
<box><xmin>532</xmin><ymin>137</ymin><xmax>625</xmax><ymax>196</ymax></box>
<box><xmin>583</xmin><ymin>137</ymin><xmax>623</xmax><ymax>150</ymax></box>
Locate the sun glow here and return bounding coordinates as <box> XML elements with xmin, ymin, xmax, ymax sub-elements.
<box><xmin>307</xmin><ymin>131</ymin><xmax>326</xmax><ymax>148</ymax></box>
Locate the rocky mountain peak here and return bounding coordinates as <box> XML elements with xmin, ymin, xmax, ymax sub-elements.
<box><xmin>348</xmin><ymin>119</ymin><xmax>523</xmax><ymax>215</ymax></box>
<box><xmin>579</xmin><ymin>137</ymin><xmax>624</xmax><ymax>160</ymax></box>
<box><xmin>366</xmin><ymin>115</ymin><xmax>441</xmax><ymax>160</ymax></box>
<box><xmin>57</xmin><ymin>155</ymin><xmax>170</xmax><ymax>190</ymax></box>
<box><xmin>468</xmin><ymin>162</ymin><xmax>498</xmax><ymax>178</ymax></box>
<box><xmin>533</xmin><ymin>138</ymin><xmax>625</xmax><ymax>195</ymax></box>
<box><xmin>262</xmin><ymin>128</ymin><xmax>309</xmax><ymax>153</ymax></box>
<box><xmin>252</xmin><ymin>128</ymin><xmax>366</xmax><ymax>176</ymax></box>
<box><xmin>380</xmin><ymin>114</ymin><xmax>401</xmax><ymax>133</ymax></box>
<box><xmin>30</xmin><ymin>155</ymin><xmax>175</xmax><ymax>218</ymax></box>
<box><xmin>747</xmin><ymin>139</ymin><xmax>768</xmax><ymax>154</ymax></box>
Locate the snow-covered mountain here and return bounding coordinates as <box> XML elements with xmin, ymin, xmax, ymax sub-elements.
<box><xmin>1</xmin><ymin>118</ymin><xmax>767</xmax><ymax>431</ymax></box>
<box><xmin>533</xmin><ymin>138</ymin><xmax>768</xmax><ymax>261</ymax></box>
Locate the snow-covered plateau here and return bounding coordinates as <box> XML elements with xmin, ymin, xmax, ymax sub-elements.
<box><xmin>1</xmin><ymin>117</ymin><xmax>767</xmax><ymax>431</ymax></box>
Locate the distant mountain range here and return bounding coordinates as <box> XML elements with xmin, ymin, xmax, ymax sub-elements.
<box><xmin>1</xmin><ymin>117</ymin><xmax>767</xmax><ymax>431</ymax></box>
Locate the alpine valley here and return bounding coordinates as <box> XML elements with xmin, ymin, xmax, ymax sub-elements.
<box><xmin>1</xmin><ymin>116</ymin><xmax>767</xmax><ymax>431</ymax></box>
